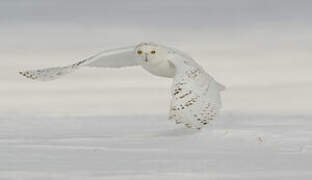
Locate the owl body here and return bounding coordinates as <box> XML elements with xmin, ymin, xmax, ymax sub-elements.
<box><xmin>138</xmin><ymin>57</ymin><xmax>176</xmax><ymax>78</ymax></box>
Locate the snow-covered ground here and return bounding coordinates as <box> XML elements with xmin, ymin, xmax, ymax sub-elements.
<box><xmin>1</xmin><ymin>1</ymin><xmax>312</xmax><ymax>179</ymax></box>
<box><xmin>1</xmin><ymin>36</ymin><xmax>312</xmax><ymax>179</ymax></box>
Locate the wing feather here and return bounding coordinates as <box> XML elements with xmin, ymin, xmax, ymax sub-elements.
<box><xmin>20</xmin><ymin>46</ymin><xmax>137</xmax><ymax>81</ymax></box>
<box><xmin>168</xmin><ymin>55</ymin><xmax>224</xmax><ymax>129</ymax></box>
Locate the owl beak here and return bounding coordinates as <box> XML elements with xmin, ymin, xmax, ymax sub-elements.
<box><xmin>144</xmin><ymin>53</ymin><xmax>148</xmax><ymax>62</ymax></box>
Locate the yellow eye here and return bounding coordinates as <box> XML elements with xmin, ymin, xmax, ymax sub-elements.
<box><xmin>150</xmin><ymin>50</ymin><xmax>156</xmax><ymax>54</ymax></box>
<box><xmin>137</xmin><ymin>50</ymin><xmax>142</xmax><ymax>54</ymax></box>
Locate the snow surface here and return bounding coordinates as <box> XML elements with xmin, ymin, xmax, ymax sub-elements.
<box><xmin>2</xmin><ymin>46</ymin><xmax>312</xmax><ymax>179</ymax></box>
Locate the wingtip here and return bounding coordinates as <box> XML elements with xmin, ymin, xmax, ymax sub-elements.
<box><xmin>19</xmin><ymin>71</ymin><xmax>26</xmax><ymax>77</ymax></box>
<box><xmin>19</xmin><ymin>71</ymin><xmax>37</xmax><ymax>80</ymax></box>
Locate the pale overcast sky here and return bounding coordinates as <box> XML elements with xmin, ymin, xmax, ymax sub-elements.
<box><xmin>1</xmin><ymin>0</ymin><xmax>311</xmax><ymax>74</ymax></box>
<box><xmin>1</xmin><ymin>0</ymin><xmax>311</xmax><ymax>28</ymax></box>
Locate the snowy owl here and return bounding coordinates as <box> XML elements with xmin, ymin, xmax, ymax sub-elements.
<box><xmin>20</xmin><ymin>42</ymin><xmax>225</xmax><ymax>129</ymax></box>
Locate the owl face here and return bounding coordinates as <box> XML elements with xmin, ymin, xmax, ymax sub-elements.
<box><xmin>135</xmin><ymin>42</ymin><xmax>167</xmax><ymax>66</ymax></box>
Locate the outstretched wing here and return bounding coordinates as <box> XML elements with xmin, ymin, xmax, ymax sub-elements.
<box><xmin>168</xmin><ymin>55</ymin><xmax>224</xmax><ymax>129</ymax></box>
<box><xmin>20</xmin><ymin>46</ymin><xmax>137</xmax><ymax>81</ymax></box>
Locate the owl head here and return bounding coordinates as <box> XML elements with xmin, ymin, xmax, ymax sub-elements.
<box><xmin>135</xmin><ymin>42</ymin><xmax>168</xmax><ymax>66</ymax></box>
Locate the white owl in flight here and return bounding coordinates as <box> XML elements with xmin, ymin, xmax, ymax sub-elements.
<box><xmin>20</xmin><ymin>42</ymin><xmax>225</xmax><ymax>129</ymax></box>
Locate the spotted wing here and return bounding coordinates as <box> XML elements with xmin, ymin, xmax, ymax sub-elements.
<box><xmin>20</xmin><ymin>46</ymin><xmax>137</xmax><ymax>81</ymax></box>
<box><xmin>168</xmin><ymin>56</ymin><xmax>224</xmax><ymax>129</ymax></box>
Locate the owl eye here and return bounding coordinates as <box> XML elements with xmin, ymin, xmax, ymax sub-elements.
<box><xmin>150</xmin><ymin>50</ymin><xmax>156</xmax><ymax>54</ymax></box>
<box><xmin>137</xmin><ymin>50</ymin><xmax>142</xmax><ymax>55</ymax></box>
